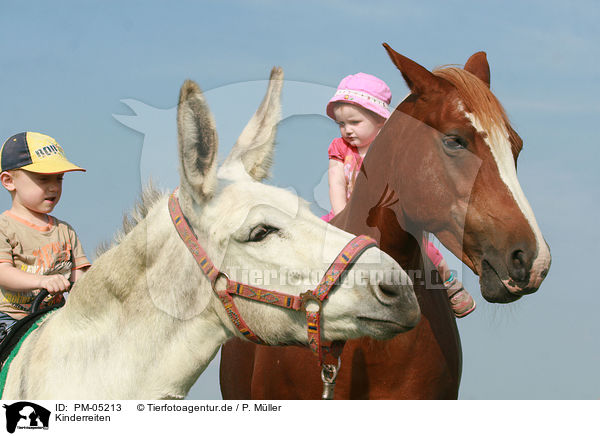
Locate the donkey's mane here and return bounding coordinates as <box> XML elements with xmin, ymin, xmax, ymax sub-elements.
<box><xmin>433</xmin><ymin>66</ymin><xmax>522</xmax><ymax>155</ymax></box>
<box><xmin>95</xmin><ymin>183</ymin><xmax>165</xmax><ymax>257</ymax></box>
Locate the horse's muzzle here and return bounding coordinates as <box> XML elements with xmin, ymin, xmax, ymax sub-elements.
<box><xmin>479</xmin><ymin>260</ymin><xmax>522</xmax><ymax>303</ymax></box>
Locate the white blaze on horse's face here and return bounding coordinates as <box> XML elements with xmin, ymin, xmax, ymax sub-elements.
<box><xmin>463</xmin><ymin>111</ymin><xmax>552</xmax><ymax>293</ymax></box>
<box><xmin>383</xmin><ymin>45</ymin><xmax>551</xmax><ymax>302</ymax></box>
<box><xmin>178</xmin><ymin>68</ymin><xmax>419</xmax><ymax>347</ymax></box>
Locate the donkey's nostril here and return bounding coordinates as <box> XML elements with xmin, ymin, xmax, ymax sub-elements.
<box><xmin>374</xmin><ymin>282</ymin><xmax>402</xmax><ymax>305</ymax></box>
<box><xmin>380</xmin><ymin>283</ymin><xmax>400</xmax><ymax>298</ymax></box>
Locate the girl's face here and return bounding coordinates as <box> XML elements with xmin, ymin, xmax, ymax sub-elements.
<box><xmin>333</xmin><ymin>104</ymin><xmax>385</xmax><ymax>150</ymax></box>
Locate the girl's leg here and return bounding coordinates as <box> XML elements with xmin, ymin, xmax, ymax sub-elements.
<box><xmin>426</xmin><ymin>241</ymin><xmax>476</xmax><ymax>318</ymax></box>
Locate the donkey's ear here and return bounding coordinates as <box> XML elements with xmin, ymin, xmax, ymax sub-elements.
<box><xmin>464</xmin><ymin>51</ymin><xmax>490</xmax><ymax>88</ymax></box>
<box><xmin>177</xmin><ymin>79</ymin><xmax>218</xmax><ymax>203</ymax></box>
<box><xmin>220</xmin><ymin>67</ymin><xmax>283</xmax><ymax>181</ymax></box>
<box><xmin>382</xmin><ymin>43</ymin><xmax>449</xmax><ymax>96</ymax></box>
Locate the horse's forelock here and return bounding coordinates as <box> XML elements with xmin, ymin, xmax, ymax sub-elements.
<box><xmin>433</xmin><ymin>67</ymin><xmax>522</xmax><ymax>156</ymax></box>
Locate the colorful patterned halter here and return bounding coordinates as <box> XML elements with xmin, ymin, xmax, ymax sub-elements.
<box><xmin>168</xmin><ymin>190</ymin><xmax>377</xmax><ymax>367</ymax></box>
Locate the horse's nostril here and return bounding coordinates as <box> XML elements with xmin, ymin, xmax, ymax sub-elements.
<box><xmin>512</xmin><ymin>250</ymin><xmax>524</xmax><ymax>266</ymax></box>
<box><xmin>509</xmin><ymin>249</ymin><xmax>530</xmax><ymax>282</ymax></box>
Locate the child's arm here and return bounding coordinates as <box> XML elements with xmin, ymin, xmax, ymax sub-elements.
<box><xmin>71</xmin><ymin>266</ymin><xmax>89</xmax><ymax>283</ymax></box>
<box><xmin>66</xmin><ymin>224</ymin><xmax>91</xmax><ymax>285</ymax></box>
<box><xmin>328</xmin><ymin>159</ymin><xmax>347</xmax><ymax>215</ymax></box>
<box><xmin>0</xmin><ymin>263</ymin><xmax>70</xmax><ymax>294</ymax></box>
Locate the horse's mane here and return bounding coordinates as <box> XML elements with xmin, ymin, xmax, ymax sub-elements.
<box><xmin>433</xmin><ymin>66</ymin><xmax>522</xmax><ymax>155</ymax></box>
<box><xmin>95</xmin><ymin>182</ymin><xmax>165</xmax><ymax>257</ymax></box>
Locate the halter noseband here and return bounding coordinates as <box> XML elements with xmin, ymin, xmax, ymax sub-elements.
<box><xmin>168</xmin><ymin>190</ymin><xmax>377</xmax><ymax>368</ymax></box>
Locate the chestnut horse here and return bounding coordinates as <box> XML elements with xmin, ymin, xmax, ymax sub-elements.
<box><xmin>219</xmin><ymin>45</ymin><xmax>551</xmax><ymax>399</ymax></box>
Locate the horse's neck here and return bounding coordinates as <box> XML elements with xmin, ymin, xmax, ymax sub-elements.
<box><xmin>53</xmin><ymin>199</ymin><xmax>231</xmax><ymax>398</ymax></box>
<box><xmin>336</xmin><ymin>152</ymin><xmax>424</xmax><ymax>272</ymax></box>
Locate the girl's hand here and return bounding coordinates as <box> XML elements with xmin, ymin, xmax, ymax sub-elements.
<box><xmin>38</xmin><ymin>274</ymin><xmax>71</xmax><ymax>295</ymax></box>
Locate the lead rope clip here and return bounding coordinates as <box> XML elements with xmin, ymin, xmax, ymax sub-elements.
<box><xmin>320</xmin><ymin>357</ymin><xmax>341</xmax><ymax>400</ymax></box>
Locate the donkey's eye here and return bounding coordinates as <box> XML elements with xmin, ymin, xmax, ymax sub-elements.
<box><xmin>442</xmin><ymin>135</ymin><xmax>467</xmax><ymax>151</ymax></box>
<box><xmin>247</xmin><ymin>225</ymin><xmax>279</xmax><ymax>242</ymax></box>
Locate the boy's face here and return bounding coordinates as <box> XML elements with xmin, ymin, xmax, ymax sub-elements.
<box><xmin>1</xmin><ymin>170</ymin><xmax>64</xmax><ymax>216</ymax></box>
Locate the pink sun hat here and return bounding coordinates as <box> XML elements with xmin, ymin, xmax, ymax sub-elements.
<box><xmin>326</xmin><ymin>72</ymin><xmax>392</xmax><ymax>120</ymax></box>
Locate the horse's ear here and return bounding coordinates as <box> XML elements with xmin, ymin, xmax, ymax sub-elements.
<box><xmin>220</xmin><ymin>67</ymin><xmax>283</xmax><ymax>181</ymax></box>
<box><xmin>382</xmin><ymin>43</ymin><xmax>447</xmax><ymax>96</ymax></box>
<box><xmin>177</xmin><ymin>79</ymin><xmax>218</xmax><ymax>203</ymax></box>
<box><xmin>464</xmin><ymin>51</ymin><xmax>490</xmax><ymax>88</ymax></box>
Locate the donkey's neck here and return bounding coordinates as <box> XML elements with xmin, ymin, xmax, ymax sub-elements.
<box><xmin>58</xmin><ymin>198</ymin><xmax>231</xmax><ymax>398</ymax></box>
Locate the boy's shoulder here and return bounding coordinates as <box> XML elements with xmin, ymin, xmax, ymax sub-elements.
<box><xmin>49</xmin><ymin>216</ymin><xmax>80</xmax><ymax>237</ymax></box>
<box><xmin>0</xmin><ymin>212</ymin><xmax>76</xmax><ymax>234</ymax></box>
<box><xmin>49</xmin><ymin>215</ymin><xmax>73</xmax><ymax>227</ymax></box>
<box><xmin>0</xmin><ymin>211</ymin><xmax>12</xmax><ymax>228</ymax></box>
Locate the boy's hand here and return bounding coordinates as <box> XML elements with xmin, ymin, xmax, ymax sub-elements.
<box><xmin>38</xmin><ymin>274</ymin><xmax>71</xmax><ymax>294</ymax></box>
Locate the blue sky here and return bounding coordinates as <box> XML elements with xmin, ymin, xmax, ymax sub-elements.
<box><xmin>0</xmin><ymin>1</ymin><xmax>598</xmax><ymax>400</ymax></box>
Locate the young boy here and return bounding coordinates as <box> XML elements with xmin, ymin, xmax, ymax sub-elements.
<box><xmin>0</xmin><ymin>132</ymin><xmax>90</xmax><ymax>340</ymax></box>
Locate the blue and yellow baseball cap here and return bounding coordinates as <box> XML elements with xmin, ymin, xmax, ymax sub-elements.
<box><xmin>0</xmin><ymin>132</ymin><xmax>85</xmax><ymax>174</ymax></box>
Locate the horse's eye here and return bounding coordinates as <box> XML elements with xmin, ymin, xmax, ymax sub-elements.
<box><xmin>248</xmin><ymin>225</ymin><xmax>278</xmax><ymax>242</ymax></box>
<box><xmin>442</xmin><ymin>135</ymin><xmax>467</xmax><ymax>151</ymax></box>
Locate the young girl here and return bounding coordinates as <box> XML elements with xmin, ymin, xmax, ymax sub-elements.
<box><xmin>323</xmin><ymin>73</ymin><xmax>475</xmax><ymax>317</ymax></box>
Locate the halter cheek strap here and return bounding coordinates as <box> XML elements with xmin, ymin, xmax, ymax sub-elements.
<box><xmin>168</xmin><ymin>190</ymin><xmax>376</xmax><ymax>366</ymax></box>
<box><xmin>300</xmin><ymin>235</ymin><xmax>378</xmax><ymax>363</ymax></box>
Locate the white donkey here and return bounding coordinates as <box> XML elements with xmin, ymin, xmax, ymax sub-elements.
<box><xmin>1</xmin><ymin>68</ymin><xmax>419</xmax><ymax>399</ymax></box>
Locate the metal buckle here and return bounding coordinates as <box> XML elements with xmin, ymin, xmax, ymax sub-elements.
<box><xmin>321</xmin><ymin>357</ymin><xmax>342</xmax><ymax>383</ymax></box>
<box><xmin>300</xmin><ymin>290</ymin><xmax>322</xmax><ymax>313</ymax></box>
<box><xmin>211</xmin><ymin>271</ymin><xmax>231</xmax><ymax>293</ymax></box>
<box><xmin>320</xmin><ymin>357</ymin><xmax>342</xmax><ymax>400</ymax></box>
